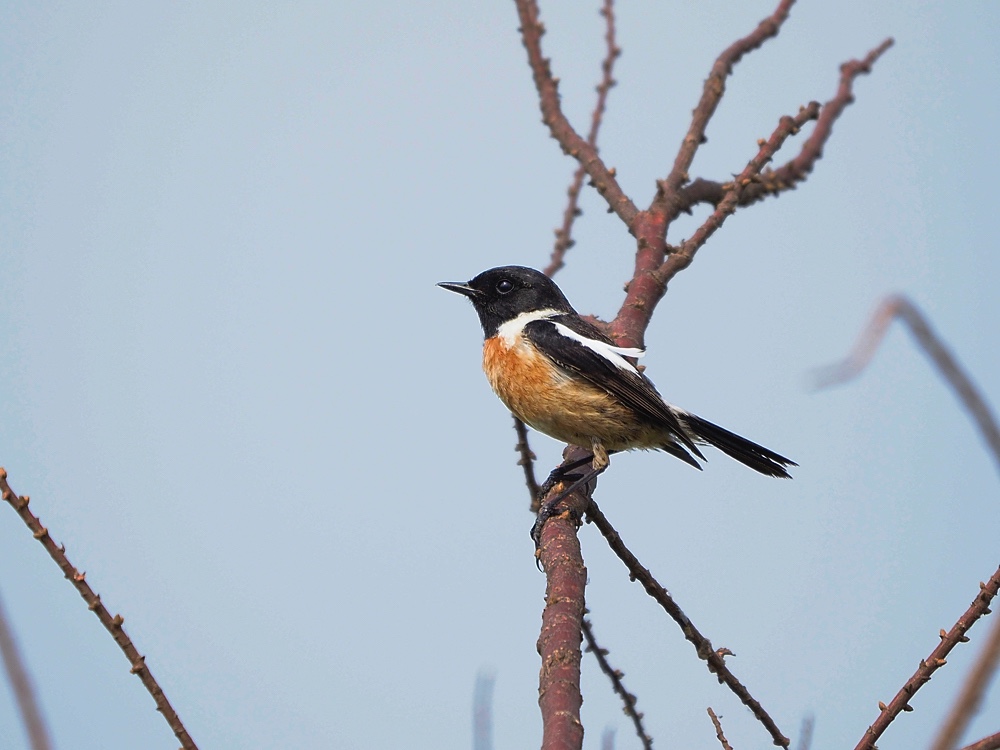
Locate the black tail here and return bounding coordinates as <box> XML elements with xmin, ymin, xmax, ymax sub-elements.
<box><xmin>679</xmin><ymin>413</ymin><xmax>796</xmax><ymax>478</ymax></box>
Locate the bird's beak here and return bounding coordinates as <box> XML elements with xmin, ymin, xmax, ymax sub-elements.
<box><xmin>437</xmin><ymin>281</ymin><xmax>482</xmax><ymax>299</ymax></box>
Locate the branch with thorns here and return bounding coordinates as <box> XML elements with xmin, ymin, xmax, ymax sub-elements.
<box><xmin>853</xmin><ymin>566</ymin><xmax>1000</xmax><ymax>750</ymax></box>
<box><xmin>707</xmin><ymin>707</ymin><xmax>734</xmax><ymax>750</ymax></box>
<box><xmin>0</xmin><ymin>468</ymin><xmax>199</xmax><ymax>750</ymax></box>
<box><xmin>511</xmin><ymin>1</ymin><xmax>894</xmax><ymax>748</ymax></box>
<box><xmin>544</xmin><ymin>0</ymin><xmax>620</xmax><ymax>277</ymax></box>
<box><xmin>582</xmin><ymin>618</ymin><xmax>653</xmax><ymax>749</ymax></box>
<box><xmin>585</xmin><ymin>499</ymin><xmax>789</xmax><ymax>747</ymax></box>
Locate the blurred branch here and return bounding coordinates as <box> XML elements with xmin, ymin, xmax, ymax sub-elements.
<box><xmin>853</xmin><ymin>565</ymin><xmax>1000</xmax><ymax>750</ymax></box>
<box><xmin>930</xmin><ymin>611</ymin><xmax>1000</xmax><ymax>750</ymax></box>
<box><xmin>473</xmin><ymin>669</ymin><xmax>497</xmax><ymax>750</ymax></box>
<box><xmin>545</xmin><ymin>0</ymin><xmax>620</xmax><ymax>277</ymax></box>
<box><xmin>707</xmin><ymin>707</ymin><xmax>734</xmax><ymax>750</ymax></box>
<box><xmin>582</xmin><ymin>618</ymin><xmax>653</xmax><ymax>749</ymax></box>
<box><xmin>958</xmin><ymin>733</ymin><xmax>1000</xmax><ymax>750</ymax></box>
<box><xmin>0</xmin><ymin>468</ymin><xmax>199</xmax><ymax>750</ymax></box>
<box><xmin>601</xmin><ymin>726</ymin><xmax>616</xmax><ymax>750</ymax></box>
<box><xmin>585</xmin><ymin>500</ymin><xmax>789</xmax><ymax>747</ymax></box>
<box><xmin>796</xmin><ymin>715</ymin><xmax>815</xmax><ymax>750</ymax></box>
<box><xmin>813</xmin><ymin>294</ymin><xmax>1000</xmax><ymax>476</ymax></box>
<box><xmin>0</xmin><ymin>588</ymin><xmax>52</xmax><ymax>750</ymax></box>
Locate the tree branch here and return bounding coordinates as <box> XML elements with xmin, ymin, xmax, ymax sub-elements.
<box><xmin>655</xmin><ymin>101</ymin><xmax>821</xmax><ymax>290</ymax></box>
<box><xmin>853</xmin><ymin>565</ymin><xmax>1000</xmax><ymax>750</ymax></box>
<box><xmin>680</xmin><ymin>38</ymin><xmax>894</xmax><ymax>212</ymax></box>
<box><xmin>813</xmin><ymin>294</ymin><xmax>1000</xmax><ymax>477</ymax></box>
<box><xmin>930</xmin><ymin>611</ymin><xmax>1000</xmax><ymax>750</ymax></box>
<box><xmin>514</xmin><ymin>0</ymin><xmax>639</xmax><ymax>229</ymax></box>
<box><xmin>585</xmin><ymin>500</ymin><xmax>789</xmax><ymax>747</ymax></box>
<box><xmin>0</xmin><ymin>468</ymin><xmax>199</xmax><ymax>750</ymax></box>
<box><xmin>707</xmin><ymin>707</ymin><xmax>735</xmax><ymax>750</ymax></box>
<box><xmin>582</xmin><ymin>618</ymin><xmax>653</xmax><ymax>749</ymax></box>
<box><xmin>0</xmin><ymin>588</ymin><xmax>52</xmax><ymax>750</ymax></box>
<box><xmin>545</xmin><ymin>0</ymin><xmax>621</xmax><ymax>277</ymax></box>
<box><xmin>656</xmin><ymin>0</ymin><xmax>796</xmax><ymax>218</ymax></box>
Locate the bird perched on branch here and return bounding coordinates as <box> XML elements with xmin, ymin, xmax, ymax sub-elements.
<box><xmin>439</xmin><ymin>266</ymin><xmax>794</xmax><ymax>537</ymax></box>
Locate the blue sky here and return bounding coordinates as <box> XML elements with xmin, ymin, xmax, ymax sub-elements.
<box><xmin>1</xmin><ymin>2</ymin><xmax>998</xmax><ymax>748</ymax></box>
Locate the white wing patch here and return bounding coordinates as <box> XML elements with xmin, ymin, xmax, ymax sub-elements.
<box><xmin>496</xmin><ymin>308</ymin><xmax>562</xmax><ymax>346</ymax></box>
<box><xmin>552</xmin><ymin>322</ymin><xmax>645</xmax><ymax>374</ymax></box>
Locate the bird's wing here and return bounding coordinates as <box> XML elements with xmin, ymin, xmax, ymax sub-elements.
<box><xmin>522</xmin><ymin>316</ymin><xmax>702</xmax><ymax>457</ymax></box>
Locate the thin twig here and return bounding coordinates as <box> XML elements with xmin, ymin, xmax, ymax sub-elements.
<box><xmin>0</xmin><ymin>588</ymin><xmax>52</xmax><ymax>750</ymax></box>
<box><xmin>585</xmin><ymin>500</ymin><xmax>789</xmax><ymax>747</ymax></box>
<box><xmin>707</xmin><ymin>707</ymin><xmax>735</xmax><ymax>750</ymax></box>
<box><xmin>513</xmin><ymin>0</ymin><xmax>640</xmax><ymax>229</ymax></box>
<box><xmin>582</xmin><ymin>618</ymin><xmax>653</xmax><ymax>749</ymax></box>
<box><xmin>813</xmin><ymin>294</ymin><xmax>1000</xmax><ymax>477</ymax></box>
<box><xmin>930</xmin><ymin>612</ymin><xmax>1000</xmax><ymax>750</ymax></box>
<box><xmin>656</xmin><ymin>0</ymin><xmax>796</xmax><ymax>216</ymax></box>
<box><xmin>0</xmin><ymin>468</ymin><xmax>199</xmax><ymax>750</ymax></box>
<box><xmin>853</xmin><ymin>565</ymin><xmax>1000</xmax><ymax>750</ymax></box>
<box><xmin>612</xmin><ymin>38</ymin><xmax>891</xmax><ymax>351</ymax></box>
<box><xmin>657</xmin><ymin>102</ymin><xmax>820</xmax><ymax>284</ymax></box>
<box><xmin>513</xmin><ymin>417</ymin><xmax>542</xmax><ymax>511</ymax></box>
<box><xmin>680</xmin><ymin>38</ymin><xmax>894</xmax><ymax>212</ymax></box>
<box><xmin>545</xmin><ymin>0</ymin><xmax>621</xmax><ymax>277</ymax></box>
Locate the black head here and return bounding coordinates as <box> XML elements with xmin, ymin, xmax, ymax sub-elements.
<box><xmin>438</xmin><ymin>265</ymin><xmax>575</xmax><ymax>337</ymax></box>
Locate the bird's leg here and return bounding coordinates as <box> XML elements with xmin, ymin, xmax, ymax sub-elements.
<box><xmin>535</xmin><ymin>453</ymin><xmax>596</xmax><ymax>503</ymax></box>
<box><xmin>590</xmin><ymin>437</ymin><xmax>609</xmax><ymax>471</ymax></box>
<box><xmin>531</xmin><ymin>443</ymin><xmax>610</xmax><ymax>549</ymax></box>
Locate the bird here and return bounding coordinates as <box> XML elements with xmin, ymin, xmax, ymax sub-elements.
<box><xmin>438</xmin><ymin>266</ymin><xmax>795</xmax><ymax>487</ymax></box>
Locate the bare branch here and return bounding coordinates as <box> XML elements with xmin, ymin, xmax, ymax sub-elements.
<box><xmin>582</xmin><ymin>618</ymin><xmax>653</xmax><ymax>749</ymax></box>
<box><xmin>853</xmin><ymin>565</ymin><xmax>1000</xmax><ymax>750</ymax></box>
<box><xmin>545</xmin><ymin>0</ymin><xmax>621</xmax><ymax>277</ymax></box>
<box><xmin>657</xmin><ymin>101</ymin><xmax>821</xmax><ymax>286</ymax></box>
<box><xmin>958</xmin><ymin>733</ymin><xmax>1000</xmax><ymax>750</ymax></box>
<box><xmin>585</xmin><ymin>500</ymin><xmax>789</xmax><ymax>747</ymax></box>
<box><xmin>536</xmin><ymin>446</ymin><xmax>595</xmax><ymax>750</ymax></box>
<box><xmin>513</xmin><ymin>417</ymin><xmax>542</xmax><ymax>511</ymax></box>
<box><xmin>0</xmin><ymin>468</ymin><xmax>200</xmax><ymax>750</ymax></box>
<box><xmin>680</xmin><ymin>38</ymin><xmax>894</xmax><ymax>212</ymax></box>
<box><xmin>656</xmin><ymin>0</ymin><xmax>796</xmax><ymax>215</ymax></box>
<box><xmin>708</xmin><ymin>707</ymin><xmax>735</xmax><ymax>750</ymax></box>
<box><xmin>813</xmin><ymin>294</ymin><xmax>1000</xmax><ymax>477</ymax></box>
<box><xmin>0</xmin><ymin>589</ymin><xmax>52</xmax><ymax>750</ymax></box>
<box><xmin>513</xmin><ymin>0</ymin><xmax>640</xmax><ymax>228</ymax></box>
<box><xmin>930</xmin><ymin>613</ymin><xmax>1000</xmax><ymax>750</ymax></box>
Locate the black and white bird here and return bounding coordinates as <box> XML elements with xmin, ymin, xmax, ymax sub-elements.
<box><xmin>439</xmin><ymin>265</ymin><xmax>795</xmax><ymax>479</ymax></box>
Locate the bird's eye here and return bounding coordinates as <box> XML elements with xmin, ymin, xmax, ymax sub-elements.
<box><xmin>496</xmin><ymin>279</ymin><xmax>514</xmax><ymax>294</ymax></box>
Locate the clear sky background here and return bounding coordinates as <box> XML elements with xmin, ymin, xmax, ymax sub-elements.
<box><xmin>1</xmin><ymin>2</ymin><xmax>998</xmax><ymax>749</ymax></box>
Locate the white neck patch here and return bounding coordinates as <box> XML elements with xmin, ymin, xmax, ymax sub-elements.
<box><xmin>495</xmin><ymin>309</ymin><xmax>562</xmax><ymax>346</ymax></box>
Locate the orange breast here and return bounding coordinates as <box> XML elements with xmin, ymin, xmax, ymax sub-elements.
<box><xmin>482</xmin><ymin>334</ymin><xmax>653</xmax><ymax>450</ymax></box>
